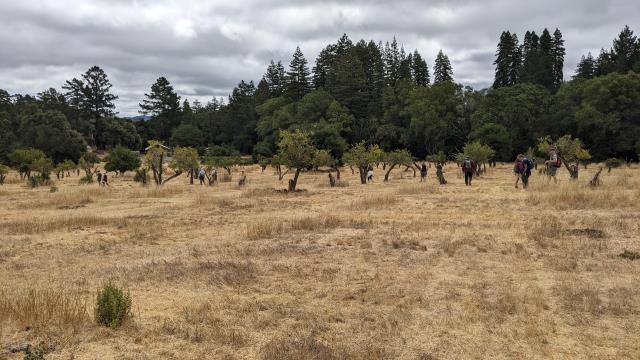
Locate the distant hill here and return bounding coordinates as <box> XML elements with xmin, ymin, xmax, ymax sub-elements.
<box><xmin>127</xmin><ymin>115</ymin><xmax>152</xmax><ymax>122</ymax></box>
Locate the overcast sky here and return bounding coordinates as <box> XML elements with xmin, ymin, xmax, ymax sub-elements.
<box><xmin>0</xmin><ymin>0</ymin><xmax>638</xmax><ymax>116</ymax></box>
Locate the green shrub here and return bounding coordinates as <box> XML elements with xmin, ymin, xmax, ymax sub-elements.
<box><xmin>133</xmin><ymin>168</ymin><xmax>149</xmax><ymax>185</ymax></box>
<box><xmin>23</xmin><ymin>345</ymin><xmax>45</xmax><ymax>360</ymax></box>
<box><xmin>619</xmin><ymin>250</ymin><xmax>640</xmax><ymax>261</ymax></box>
<box><xmin>95</xmin><ymin>283</ymin><xmax>131</xmax><ymax>329</ymax></box>
<box><xmin>79</xmin><ymin>173</ymin><xmax>93</xmax><ymax>184</ymax></box>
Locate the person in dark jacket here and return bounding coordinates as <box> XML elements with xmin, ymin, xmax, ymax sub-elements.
<box><xmin>420</xmin><ymin>163</ymin><xmax>428</xmax><ymax>182</ymax></box>
<box><xmin>461</xmin><ymin>156</ymin><xmax>477</xmax><ymax>186</ymax></box>
<box><xmin>514</xmin><ymin>154</ymin><xmax>532</xmax><ymax>189</ymax></box>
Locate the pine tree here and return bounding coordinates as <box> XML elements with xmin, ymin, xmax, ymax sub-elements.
<box><xmin>139</xmin><ymin>77</ymin><xmax>181</xmax><ymax>141</ymax></box>
<box><xmin>182</xmin><ymin>99</ymin><xmax>194</xmax><ymax>124</ymax></box>
<box><xmin>398</xmin><ymin>52</ymin><xmax>413</xmax><ymax>81</ymax></box>
<box><xmin>285</xmin><ymin>46</ymin><xmax>311</xmax><ymax>100</ymax></box>
<box><xmin>595</xmin><ymin>48</ymin><xmax>615</xmax><ymax>76</ymax></box>
<box><xmin>384</xmin><ymin>37</ymin><xmax>401</xmax><ymax>85</ymax></box>
<box><xmin>612</xmin><ymin>25</ymin><xmax>639</xmax><ymax>73</ymax></box>
<box><xmin>62</xmin><ymin>66</ymin><xmax>118</xmax><ymax>149</ymax></box>
<box><xmin>520</xmin><ymin>31</ymin><xmax>539</xmax><ymax>84</ymax></box>
<box><xmin>433</xmin><ymin>50</ymin><xmax>454</xmax><ymax>84</ymax></box>
<box><xmin>538</xmin><ymin>28</ymin><xmax>554</xmax><ymax>89</ymax></box>
<box><xmin>551</xmin><ymin>28</ymin><xmax>566</xmax><ymax>89</ymax></box>
<box><xmin>139</xmin><ymin>77</ymin><xmax>181</xmax><ymax>117</ymax></box>
<box><xmin>411</xmin><ymin>50</ymin><xmax>430</xmax><ymax>86</ymax></box>
<box><xmin>335</xmin><ymin>33</ymin><xmax>353</xmax><ymax>56</ymax></box>
<box><xmin>313</xmin><ymin>47</ymin><xmax>333</xmax><ymax>89</ymax></box>
<box><xmin>508</xmin><ymin>33</ymin><xmax>521</xmax><ymax>85</ymax></box>
<box><xmin>81</xmin><ymin>66</ymin><xmax>118</xmax><ymax>120</ymax></box>
<box><xmin>493</xmin><ymin>31</ymin><xmax>514</xmax><ymax>88</ymax></box>
<box><xmin>265</xmin><ymin>60</ymin><xmax>286</xmax><ymax>96</ymax></box>
<box><xmin>573</xmin><ymin>53</ymin><xmax>596</xmax><ymax>79</ymax></box>
<box><xmin>255</xmin><ymin>78</ymin><xmax>271</xmax><ymax>105</ymax></box>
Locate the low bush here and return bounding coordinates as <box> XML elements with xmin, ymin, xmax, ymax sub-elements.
<box><xmin>619</xmin><ymin>250</ymin><xmax>640</xmax><ymax>261</ymax></box>
<box><xmin>95</xmin><ymin>283</ymin><xmax>131</xmax><ymax>329</ymax></box>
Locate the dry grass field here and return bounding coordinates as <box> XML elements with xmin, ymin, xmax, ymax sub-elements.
<box><xmin>1</xmin><ymin>163</ymin><xmax>639</xmax><ymax>359</ymax></box>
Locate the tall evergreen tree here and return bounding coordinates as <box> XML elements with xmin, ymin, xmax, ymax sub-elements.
<box><xmin>285</xmin><ymin>46</ymin><xmax>311</xmax><ymax>100</ymax></box>
<box><xmin>398</xmin><ymin>51</ymin><xmax>413</xmax><ymax>81</ymax></box>
<box><xmin>538</xmin><ymin>28</ymin><xmax>555</xmax><ymax>90</ymax></box>
<box><xmin>139</xmin><ymin>77</ymin><xmax>181</xmax><ymax>141</ymax></box>
<box><xmin>612</xmin><ymin>25</ymin><xmax>639</xmax><ymax>73</ymax></box>
<box><xmin>411</xmin><ymin>50</ymin><xmax>430</xmax><ymax>86</ymax></box>
<box><xmin>265</xmin><ymin>60</ymin><xmax>286</xmax><ymax>96</ymax></box>
<box><xmin>139</xmin><ymin>77</ymin><xmax>181</xmax><ymax>117</ymax></box>
<box><xmin>255</xmin><ymin>78</ymin><xmax>271</xmax><ymax>105</ymax></box>
<box><xmin>520</xmin><ymin>31</ymin><xmax>540</xmax><ymax>84</ymax></box>
<box><xmin>573</xmin><ymin>53</ymin><xmax>596</xmax><ymax>80</ymax></box>
<box><xmin>384</xmin><ymin>37</ymin><xmax>401</xmax><ymax>85</ymax></box>
<box><xmin>509</xmin><ymin>33</ymin><xmax>522</xmax><ymax>85</ymax></box>
<box><xmin>433</xmin><ymin>50</ymin><xmax>454</xmax><ymax>84</ymax></box>
<box><xmin>595</xmin><ymin>48</ymin><xmax>615</xmax><ymax>76</ymax></box>
<box><xmin>552</xmin><ymin>28</ymin><xmax>566</xmax><ymax>89</ymax></box>
<box><xmin>493</xmin><ymin>31</ymin><xmax>515</xmax><ymax>88</ymax></box>
<box><xmin>62</xmin><ymin>66</ymin><xmax>118</xmax><ymax>149</ymax></box>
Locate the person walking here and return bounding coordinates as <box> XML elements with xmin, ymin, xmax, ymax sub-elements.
<box><xmin>101</xmin><ymin>172</ymin><xmax>109</xmax><ymax>186</ymax></box>
<box><xmin>210</xmin><ymin>168</ymin><xmax>218</xmax><ymax>185</ymax></box>
<box><xmin>198</xmin><ymin>167</ymin><xmax>206</xmax><ymax>185</ymax></box>
<box><xmin>545</xmin><ymin>147</ymin><xmax>560</xmax><ymax>184</ymax></box>
<box><xmin>436</xmin><ymin>162</ymin><xmax>447</xmax><ymax>185</ymax></box>
<box><xmin>367</xmin><ymin>165</ymin><xmax>374</xmax><ymax>183</ymax></box>
<box><xmin>514</xmin><ymin>154</ymin><xmax>533</xmax><ymax>189</ymax></box>
<box><xmin>96</xmin><ymin>171</ymin><xmax>103</xmax><ymax>186</ymax></box>
<box><xmin>461</xmin><ymin>156</ymin><xmax>476</xmax><ymax>186</ymax></box>
<box><xmin>420</xmin><ymin>163</ymin><xmax>428</xmax><ymax>182</ymax></box>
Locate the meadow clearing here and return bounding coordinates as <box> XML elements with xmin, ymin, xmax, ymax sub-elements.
<box><xmin>0</xmin><ymin>163</ymin><xmax>639</xmax><ymax>359</ymax></box>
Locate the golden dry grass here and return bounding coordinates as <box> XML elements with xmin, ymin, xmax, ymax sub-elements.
<box><xmin>0</xmin><ymin>163</ymin><xmax>639</xmax><ymax>359</ymax></box>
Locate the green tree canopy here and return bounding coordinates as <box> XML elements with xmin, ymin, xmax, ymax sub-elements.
<box><xmin>104</xmin><ymin>146</ymin><xmax>141</xmax><ymax>175</ymax></box>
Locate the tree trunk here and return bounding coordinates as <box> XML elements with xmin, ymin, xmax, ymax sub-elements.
<box><xmin>162</xmin><ymin>171</ymin><xmax>182</xmax><ymax>185</ymax></box>
<box><xmin>329</xmin><ymin>173</ymin><xmax>336</xmax><ymax>187</ymax></box>
<box><xmin>359</xmin><ymin>166</ymin><xmax>367</xmax><ymax>184</ymax></box>
<box><xmin>189</xmin><ymin>169</ymin><xmax>194</xmax><ymax>185</ymax></box>
<box><xmin>589</xmin><ymin>167</ymin><xmax>603</xmax><ymax>187</ymax></box>
<box><xmin>288</xmin><ymin>168</ymin><xmax>301</xmax><ymax>192</ymax></box>
<box><xmin>384</xmin><ymin>164</ymin><xmax>397</xmax><ymax>182</ymax></box>
<box><xmin>334</xmin><ymin>166</ymin><xmax>341</xmax><ymax>180</ymax></box>
<box><xmin>560</xmin><ymin>156</ymin><xmax>578</xmax><ymax>179</ymax></box>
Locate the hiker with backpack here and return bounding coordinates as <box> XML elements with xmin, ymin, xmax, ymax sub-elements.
<box><xmin>420</xmin><ymin>163</ymin><xmax>428</xmax><ymax>182</ymax></box>
<box><xmin>545</xmin><ymin>147</ymin><xmax>560</xmax><ymax>184</ymax></box>
<box><xmin>461</xmin><ymin>156</ymin><xmax>477</xmax><ymax>186</ymax></box>
<box><xmin>436</xmin><ymin>162</ymin><xmax>447</xmax><ymax>185</ymax></box>
<box><xmin>514</xmin><ymin>154</ymin><xmax>533</xmax><ymax>189</ymax></box>
<box><xmin>198</xmin><ymin>167</ymin><xmax>206</xmax><ymax>185</ymax></box>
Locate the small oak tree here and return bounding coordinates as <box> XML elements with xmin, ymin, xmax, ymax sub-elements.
<box><xmin>276</xmin><ymin>129</ymin><xmax>317</xmax><ymax>192</ymax></box>
<box><xmin>343</xmin><ymin>142</ymin><xmax>384</xmax><ymax>184</ymax></box>
<box><xmin>104</xmin><ymin>147</ymin><xmax>141</xmax><ymax>176</ymax></box>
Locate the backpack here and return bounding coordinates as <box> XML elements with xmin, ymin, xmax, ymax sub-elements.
<box><xmin>515</xmin><ymin>161</ymin><xmax>524</xmax><ymax>173</ymax></box>
<box><xmin>523</xmin><ymin>159</ymin><xmax>534</xmax><ymax>172</ymax></box>
<box><xmin>555</xmin><ymin>158</ymin><xmax>562</xmax><ymax>168</ymax></box>
<box><xmin>464</xmin><ymin>159</ymin><xmax>472</xmax><ymax>171</ymax></box>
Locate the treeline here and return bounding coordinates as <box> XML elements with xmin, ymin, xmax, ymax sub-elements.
<box><xmin>1</xmin><ymin>26</ymin><xmax>640</xmax><ymax>169</ymax></box>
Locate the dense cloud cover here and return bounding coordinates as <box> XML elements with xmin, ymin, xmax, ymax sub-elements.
<box><xmin>1</xmin><ymin>0</ymin><xmax>638</xmax><ymax>115</ymax></box>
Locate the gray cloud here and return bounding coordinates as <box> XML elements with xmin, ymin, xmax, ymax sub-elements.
<box><xmin>0</xmin><ymin>0</ymin><xmax>638</xmax><ymax>115</ymax></box>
